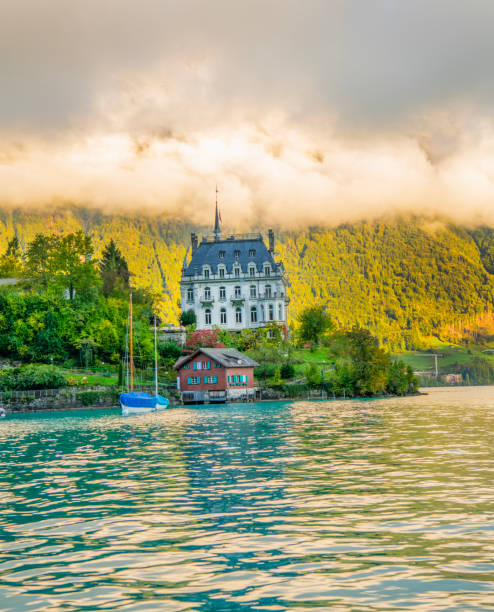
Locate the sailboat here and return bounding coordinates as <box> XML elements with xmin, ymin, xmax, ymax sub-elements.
<box><xmin>120</xmin><ymin>294</ymin><xmax>170</xmax><ymax>416</ymax></box>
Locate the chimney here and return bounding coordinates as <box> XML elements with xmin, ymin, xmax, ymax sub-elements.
<box><xmin>191</xmin><ymin>232</ymin><xmax>198</xmax><ymax>254</ymax></box>
<box><xmin>268</xmin><ymin>229</ymin><xmax>275</xmax><ymax>254</ymax></box>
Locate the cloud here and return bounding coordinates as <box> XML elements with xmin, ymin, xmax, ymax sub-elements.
<box><xmin>2</xmin><ymin>1</ymin><xmax>494</xmax><ymax>227</ymax></box>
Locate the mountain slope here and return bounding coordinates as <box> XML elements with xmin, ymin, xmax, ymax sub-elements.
<box><xmin>0</xmin><ymin>207</ymin><xmax>493</xmax><ymax>349</ymax></box>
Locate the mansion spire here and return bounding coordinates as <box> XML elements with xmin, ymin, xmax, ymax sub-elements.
<box><xmin>214</xmin><ymin>185</ymin><xmax>221</xmax><ymax>241</ymax></box>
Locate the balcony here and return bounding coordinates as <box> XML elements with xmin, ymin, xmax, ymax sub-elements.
<box><xmin>252</xmin><ymin>291</ymin><xmax>285</xmax><ymax>300</ymax></box>
<box><xmin>230</xmin><ymin>295</ymin><xmax>245</xmax><ymax>305</ymax></box>
<box><xmin>200</xmin><ymin>297</ymin><xmax>214</xmax><ymax>306</ymax></box>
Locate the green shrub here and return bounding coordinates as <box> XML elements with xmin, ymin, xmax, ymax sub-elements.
<box><xmin>304</xmin><ymin>363</ymin><xmax>322</xmax><ymax>387</ymax></box>
<box><xmin>254</xmin><ymin>363</ymin><xmax>277</xmax><ymax>379</ymax></box>
<box><xmin>158</xmin><ymin>341</ymin><xmax>182</xmax><ymax>360</ymax></box>
<box><xmin>280</xmin><ymin>362</ymin><xmax>295</xmax><ymax>379</ymax></box>
<box><xmin>0</xmin><ymin>365</ymin><xmax>67</xmax><ymax>391</ymax></box>
<box><xmin>78</xmin><ymin>390</ymin><xmax>102</xmax><ymax>406</ymax></box>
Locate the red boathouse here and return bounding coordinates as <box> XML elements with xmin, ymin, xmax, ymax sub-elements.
<box><xmin>174</xmin><ymin>348</ymin><xmax>259</xmax><ymax>404</ymax></box>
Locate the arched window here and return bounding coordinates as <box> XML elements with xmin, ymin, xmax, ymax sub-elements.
<box><xmin>220</xmin><ymin>308</ymin><xmax>227</xmax><ymax>324</ymax></box>
<box><xmin>204</xmin><ymin>287</ymin><xmax>211</xmax><ymax>300</ymax></box>
<box><xmin>268</xmin><ymin>304</ymin><xmax>274</xmax><ymax>321</ymax></box>
<box><xmin>187</xmin><ymin>288</ymin><xmax>194</xmax><ymax>302</ymax></box>
<box><xmin>250</xmin><ymin>285</ymin><xmax>257</xmax><ymax>298</ymax></box>
<box><xmin>249</xmin><ymin>265</ymin><xmax>256</xmax><ymax>277</ymax></box>
<box><xmin>235</xmin><ymin>308</ymin><xmax>242</xmax><ymax>323</ymax></box>
<box><xmin>250</xmin><ymin>306</ymin><xmax>258</xmax><ymax>323</ymax></box>
<box><xmin>205</xmin><ymin>309</ymin><xmax>212</xmax><ymax>325</ymax></box>
<box><xmin>234</xmin><ymin>286</ymin><xmax>241</xmax><ymax>298</ymax></box>
<box><xmin>265</xmin><ymin>284</ymin><xmax>272</xmax><ymax>298</ymax></box>
<box><xmin>219</xmin><ymin>286</ymin><xmax>226</xmax><ymax>300</ymax></box>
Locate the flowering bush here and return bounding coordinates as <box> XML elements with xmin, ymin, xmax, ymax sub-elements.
<box><xmin>185</xmin><ymin>329</ymin><xmax>226</xmax><ymax>350</ymax></box>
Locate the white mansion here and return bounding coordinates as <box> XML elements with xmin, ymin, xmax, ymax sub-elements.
<box><xmin>180</xmin><ymin>217</ymin><xmax>289</xmax><ymax>332</ymax></box>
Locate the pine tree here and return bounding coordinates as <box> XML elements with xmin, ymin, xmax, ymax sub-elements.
<box><xmin>99</xmin><ymin>239</ymin><xmax>130</xmax><ymax>296</ymax></box>
<box><xmin>0</xmin><ymin>236</ymin><xmax>22</xmax><ymax>277</ymax></box>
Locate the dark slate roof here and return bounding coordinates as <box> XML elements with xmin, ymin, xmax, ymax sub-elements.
<box><xmin>183</xmin><ymin>235</ymin><xmax>275</xmax><ymax>276</ymax></box>
<box><xmin>174</xmin><ymin>348</ymin><xmax>259</xmax><ymax>369</ymax></box>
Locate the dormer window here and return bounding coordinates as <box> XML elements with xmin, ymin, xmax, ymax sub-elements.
<box><xmin>219</xmin><ymin>250</ymin><xmax>225</xmax><ymax>259</ymax></box>
<box><xmin>218</xmin><ymin>266</ymin><xmax>225</xmax><ymax>278</ymax></box>
<box><xmin>249</xmin><ymin>249</ymin><xmax>256</xmax><ymax>257</ymax></box>
<box><xmin>264</xmin><ymin>265</ymin><xmax>271</xmax><ymax>277</ymax></box>
<box><xmin>203</xmin><ymin>267</ymin><xmax>210</xmax><ymax>279</ymax></box>
<box><xmin>234</xmin><ymin>250</ymin><xmax>240</xmax><ymax>259</ymax></box>
<box><xmin>234</xmin><ymin>266</ymin><xmax>240</xmax><ymax>277</ymax></box>
<box><xmin>249</xmin><ymin>265</ymin><xmax>256</xmax><ymax>277</ymax></box>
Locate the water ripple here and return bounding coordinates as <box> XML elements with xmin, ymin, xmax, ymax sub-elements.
<box><xmin>1</xmin><ymin>387</ymin><xmax>494</xmax><ymax>610</ymax></box>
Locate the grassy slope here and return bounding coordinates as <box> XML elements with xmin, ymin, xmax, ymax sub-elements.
<box><xmin>392</xmin><ymin>339</ymin><xmax>494</xmax><ymax>373</ymax></box>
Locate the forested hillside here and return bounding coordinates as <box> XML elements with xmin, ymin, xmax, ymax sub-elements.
<box><xmin>1</xmin><ymin>207</ymin><xmax>493</xmax><ymax>350</ymax></box>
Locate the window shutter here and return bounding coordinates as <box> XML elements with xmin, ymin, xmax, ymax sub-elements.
<box><xmin>187</xmin><ymin>377</ymin><xmax>191</xmax><ymax>384</ymax></box>
<box><xmin>207</xmin><ymin>361</ymin><xmax>211</xmax><ymax>369</ymax></box>
<box><xmin>246</xmin><ymin>375</ymin><xmax>248</xmax><ymax>383</ymax></box>
<box><xmin>193</xmin><ymin>362</ymin><xmax>196</xmax><ymax>370</ymax></box>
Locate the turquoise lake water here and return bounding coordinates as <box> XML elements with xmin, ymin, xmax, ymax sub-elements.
<box><xmin>1</xmin><ymin>387</ymin><xmax>494</xmax><ymax>611</ymax></box>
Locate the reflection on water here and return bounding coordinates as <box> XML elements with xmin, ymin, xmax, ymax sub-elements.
<box><xmin>1</xmin><ymin>387</ymin><xmax>494</xmax><ymax>610</ymax></box>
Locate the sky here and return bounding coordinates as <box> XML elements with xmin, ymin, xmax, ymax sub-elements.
<box><xmin>2</xmin><ymin>0</ymin><xmax>494</xmax><ymax>228</ymax></box>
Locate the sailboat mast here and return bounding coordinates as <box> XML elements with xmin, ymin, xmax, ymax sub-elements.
<box><xmin>154</xmin><ymin>316</ymin><xmax>158</xmax><ymax>397</ymax></box>
<box><xmin>130</xmin><ymin>293</ymin><xmax>134</xmax><ymax>391</ymax></box>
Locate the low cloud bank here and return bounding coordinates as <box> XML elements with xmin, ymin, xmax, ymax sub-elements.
<box><xmin>2</xmin><ymin>111</ymin><xmax>494</xmax><ymax>229</ymax></box>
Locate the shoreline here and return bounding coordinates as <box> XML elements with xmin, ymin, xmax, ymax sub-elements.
<box><xmin>3</xmin><ymin>390</ymin><xmax>429</xmax><ymax>414</ymax></box>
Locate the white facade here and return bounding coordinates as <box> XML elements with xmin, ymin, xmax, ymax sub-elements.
<box><xmin>180</xmin><ymin>232</ymin><xmax>288</xmax><ymax>332</ymax></box>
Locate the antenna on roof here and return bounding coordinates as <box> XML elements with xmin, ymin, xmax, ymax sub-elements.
<box><xmin>214</xmin><ymin>184</ymin><xmax>222</xmax><ymax>241</ymax></box>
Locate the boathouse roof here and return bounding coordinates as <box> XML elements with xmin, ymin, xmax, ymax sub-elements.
<box><xmin>174</xmin><ymin>348</ymin><xmax>259</xmax><ymax>370</ymax></box>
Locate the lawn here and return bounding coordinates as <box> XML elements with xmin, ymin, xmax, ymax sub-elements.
<box><xmin>392</xmin><ymin>338</ymin><xmax>494</xmax><ymax>374</ymax></box>
<box><xmin>64</xmin><ymin>372</ymin><xmax>118</xmax><ymax>386</ymax></box>
<box><xmin>292</xmin><ymin>347</ymin><xmax>332</xmax><ymax>376</ymax></box>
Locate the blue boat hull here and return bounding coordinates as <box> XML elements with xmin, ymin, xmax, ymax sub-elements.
<box><xmin>120</xmin><ymin>392</ymin><xmax>170</xmax><ymax>416</ymax></box>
